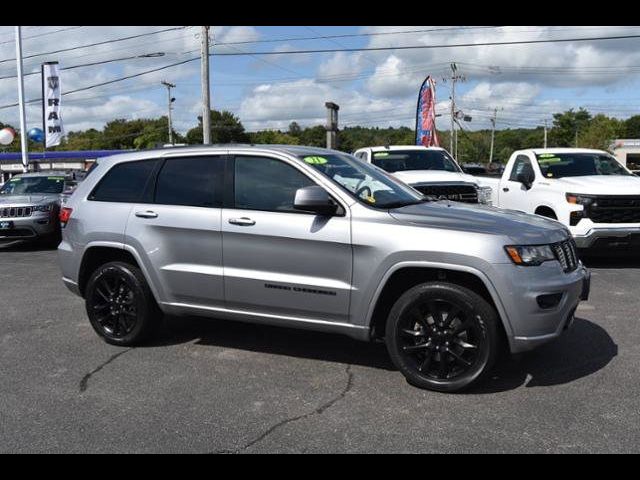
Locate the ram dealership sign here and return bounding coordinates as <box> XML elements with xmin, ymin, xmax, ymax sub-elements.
<box><xmin>41</xmin><ymin>61</ymin><xmax>63</xmax><ymax>147</ymax></box>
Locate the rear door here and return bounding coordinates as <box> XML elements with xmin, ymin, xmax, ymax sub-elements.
<box><xmin>221</xmin><ymin>154</ymin><xmax>352</xmax><ymax>323</ymax></box>
<box><xmin>124</xmin><ymin>154</ymin><xmax>226</xmax><ymax>308</ymax></box>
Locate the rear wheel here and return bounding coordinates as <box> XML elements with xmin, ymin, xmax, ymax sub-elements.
<box><xmin>85</xmin><ymin>261</ymin><xmax>162</xmax><ymax>346</ymax></box>
<box><xmin>385</xmin><ymin>282</ymin><xmax>499</xmax><ymax>392</ymax></box>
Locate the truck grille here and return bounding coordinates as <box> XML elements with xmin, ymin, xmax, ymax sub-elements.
<box><xmin>552</xmin><ymin>239</ymin><xmax>579</xmax><ymax>273</ymax></box>
<box><xmin>412</xmin><ymin>184</ymin><xmax>478</xmax><ymax>203</ymax></box>
<box><xmin>587</xmin><ymin>196</ymin><xmax>640</xmax><ymax>224</ymax></box>
<box><xmin>0</xmin><ymin>206</ymin><xmax>32</xmax><ymax>218</ymax></box>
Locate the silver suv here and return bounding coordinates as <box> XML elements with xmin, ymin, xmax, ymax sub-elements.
<box><xmin>58</xmin><ymin>145</ymin><xmax>591</xmax><ymax>392</ymax></box>
<box><xmin>0</xmin><ymin>171</ymin><xmax>74</xmax><ymax>247</ymax></box>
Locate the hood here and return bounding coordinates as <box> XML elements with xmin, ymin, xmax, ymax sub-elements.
<box><xmin>553</xmin><ymin>175</ymin><xmax>640</xmax><ymax>195</ymax></box>
<box><xmin>390</xmin><ymin>201</ymin><xmax>569</xmax><ymax>245</ymax></box>
<box><xmin>0</xmin><ymin>194</ymin><xmax>59</xmax><ymax>206</ymax></box>
<box><xmin>392</xmin><ymin>170</ymin><xmax>478</xmax><ymax>186</ymax></box>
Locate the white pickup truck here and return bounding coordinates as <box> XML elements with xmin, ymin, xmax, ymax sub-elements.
<box><xmin>475</xmin><ymin>148</ymin><xmax>640</xmax><ymax>249</ymax></box>
<box><xmin>353</xmin><ymin>145</ymin><xmax>493</xmax><ymax>205</ymax></box>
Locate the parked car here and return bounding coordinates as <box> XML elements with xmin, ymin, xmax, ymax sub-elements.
<box><xmin>475</xmin><ymin>148</ymin><xmax>640</xmax><ymax>250</ymax></box>
<box><xmin>58</xmin><ymin>145</ymin><xmax>590</xmax><ymax>392</ymax></box>
<box><xmin>461</xmin><ymin>164</ymin><xmax>488</xmax><ymax>176</ymax></box>
<box><xmin>353</xmin><ymin>145</ymin><xmax>493</xmax><ymax>205</ymax></box>
<box><xmin>0</xmin><ymin>171</ymin><xmax>78</xmax><ymax>247</ymax></box>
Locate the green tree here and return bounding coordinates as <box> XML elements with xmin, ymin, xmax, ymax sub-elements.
<box><xmin>288</xmin><ymin>121</ymin><xmax>302</xmax><ymax>137</ymax></box>
<box><xmin>185</xmin><ymin>110</ymin><xmax>249</xmax><ymax>144</ymax></box>
<box><xmin>549</xmin><ymin>108</ymin><xmax>592</xmax><ymax>147</ymax></box>
<box><xmin>578</xmin><ymin>114</ymin><xmax>623</xmax><ymax>150</ymax></box>
<box><xmin>248</xmin><ymin>130</ymin><xmax>300</xmax><ymax>145</ymax></box>
<box><xmin>624</xmin><ymin>115</ymin><xmax>640</xmax><ymax>138</ymax></box>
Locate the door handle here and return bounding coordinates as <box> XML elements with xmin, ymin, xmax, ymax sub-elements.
<box><xmin>135</xmin><ymin>210</ymin><xmax>158</xmax><ymax>219</ymax></box>
<box><xmin>502</xmin><ymin>187</ymin><xmax>509</xmax><ymax>192</ymax></box>
<box><xmin>228</xmin><ymin>217</ymin><xmax>255</xmax><ymax>226</ymax></box>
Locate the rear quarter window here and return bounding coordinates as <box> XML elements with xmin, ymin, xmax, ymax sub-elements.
<box><xmin>89</xmin><ymin>159</ymin><xmax>160</xmax><ymax>203</ymax></box>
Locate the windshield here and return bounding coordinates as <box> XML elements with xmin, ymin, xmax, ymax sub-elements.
<box><xmin>299</xmin><ymin>152</ymin><xmax>424</xmax><ymax>209</ymax></box>
<box><xmin>371</xmin><ymin>149</ymin><xmax>461</xmax><ymax>173</ymax></box>
<box><xmin>536</xmin><ymin>152</ymin><xmax>631</xmax><ymax>178</ymax></box>
<box><xmin>0</xmin><ymin>176</ymin><xmax>65</xmax><ymax>195</ymax></box>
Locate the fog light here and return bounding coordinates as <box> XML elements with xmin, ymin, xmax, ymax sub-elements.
<box><xmin>570</xmin><ymin>211</ymin><xmax>583</xmax><ymax>226</ymax></box>
<box><xmin>537</xmin><ymin>293</ymin><xmax>563</xmax><ymax>309</ymax></box>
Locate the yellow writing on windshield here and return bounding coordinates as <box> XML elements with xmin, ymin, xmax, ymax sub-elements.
<box><xmin>303</xmin><ymin>156</ymin><xmax>328</xmax><ymax>165</ymax></box>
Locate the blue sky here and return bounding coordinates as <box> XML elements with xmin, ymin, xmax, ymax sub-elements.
<box><xmin>1</xmin><ymin>26</ymin><xmax>640</xmax><ymax>136</ymax></box>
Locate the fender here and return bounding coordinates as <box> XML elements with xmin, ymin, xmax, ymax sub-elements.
<box><xmin>364</xmin><ymin>260</ymin><xmax>515</xmax><ymax>339</ymax></box>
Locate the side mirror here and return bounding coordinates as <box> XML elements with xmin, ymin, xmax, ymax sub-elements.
<box><xmin>516</xmin><ymin>171</ymin><xmax>534</xmax><ymax>190</ymax></box>
<box><xmin>294</xmin><ymin>185</ymin><xmax>338</xmax><ymax>216</ymax></box>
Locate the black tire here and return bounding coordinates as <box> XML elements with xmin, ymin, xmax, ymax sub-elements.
<box><xmin>385</xmin><ymin>282</ymin><xmax>499</xmax><ymax>393</ymax></box>
<box><xmin>85</xmin><ymin>261</ymin><xmax>162</xmax><ymax>346</ymax></box>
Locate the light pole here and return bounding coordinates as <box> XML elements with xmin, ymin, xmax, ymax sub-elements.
<box><xmin>14</xmin><ymin>26</ymin><xmax>28</xmax><ymax>173</ymax></box>
<box><xmin>161</xmin><ymin>81</ymin><xmax>176</xmax><ymax>145</ymax></box>
<box><xmin>201</xmin><ymin>26</ymin><xmax>211</xmax><ymax>144</ymax></box>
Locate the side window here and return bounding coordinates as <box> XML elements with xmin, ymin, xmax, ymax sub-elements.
<box><xmin>234</xmin><ymin>156</ymin><xmax>315</xmax><ymax>213</ymax></box>
<box><xmin>509</xmin><ymin>155</ymin><xmax>534</xmax><ymax>182</ymax></box>
<box><xmin>155</xmin><ymin>156</ymin><xmax>224</xmax><ymax>208</ymax></box>
<box><xmin>89</xmin><ymin>159</ymin><xmax>159</xmax><ymax>202</ymax></box>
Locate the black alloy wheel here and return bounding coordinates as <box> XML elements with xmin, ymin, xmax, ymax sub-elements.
<box><xmin>386</xmin><ymin>282</ymin><xmax>499</xmax><ymax>392</ymax></box>
<box><xmin>85</xmin><ymin>261</ymin><xmax>161</xmax><ymax>345</ymax></box>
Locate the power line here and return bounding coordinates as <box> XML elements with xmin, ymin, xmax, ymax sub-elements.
<box><xmin>0</xmin><ymin>56</ymin><xmax>199</xmax><ymax>110</ymax></box>
<box><xmin>0</xmin><ymin>26</ymin><xmax>84</xmax><ymax>46</ymax></box>
<box><xmin>0</xmin><ymin>26</ymin><xmax>187</xmax><ymax>65</ymax></box>
<box><xmin>207</xmin><ymin>33</ymin><xmax>640</xmax><ymax>56</ymax></box>
<box><xmin>211</xmin><ymin>26</ymin><xmax>505</xmax><ymax>46</ymax></box>
<box><xmin>0</xmin><ymin>52</ymin><xmax>166</xmax><ymax>81</ymax></box>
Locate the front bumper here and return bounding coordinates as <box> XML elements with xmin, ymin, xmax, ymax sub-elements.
<box><xmin>0</xmin><ymin>213</ymin><xmax>58</xmax><ymax>242</ymax></box>
<box><xmin>572</xmin><ymin>226</ymin><xmax>640</xmax><ymax>249</ymax></box>
<box><xmin>490</xmin><ymin>262</ymin><xmax>590</xmax><ymax>354</ymax></box>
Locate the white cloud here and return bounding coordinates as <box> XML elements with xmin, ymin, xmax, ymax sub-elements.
<box><xmin>238</xmin><ymin>78</ymin><xmax>411</xmax><ymax>131</ymax></box>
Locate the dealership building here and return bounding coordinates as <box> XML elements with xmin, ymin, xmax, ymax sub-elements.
<box><xmin>611</xmin><ymin>139</ymin><xmax>640</xmax><ymax>171</ymax></box>
<box><xmin>0</xmin><ymin>150</ymin><xmax>129</xmax><ymax>184</ymax></box>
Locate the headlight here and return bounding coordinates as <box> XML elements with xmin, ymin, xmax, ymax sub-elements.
<box><xmin>505</xmin><ymin>244</ymin><xmax>556</xmax><ymax>266</ymax></box>
<box><xmin>566</xmin><ymin>193</ymin><xmax>594</xmax><ymax>205</ymax></box>
<box><xmin>477</xmin><ymin>186</ymin><xmax>493</xmax><ymax>205</ymax></box>
<box><xmin>31</xmin><ymin>204</ymin><xmax>53</xmax><ymax>212</ymax></box>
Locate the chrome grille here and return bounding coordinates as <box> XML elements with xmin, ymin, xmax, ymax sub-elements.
<box><xmin>552</xmin><ymin>239</ymin><xmax>579</xmax><ymax>273</ymax></box>
<box><xmin>0</xmin><ymin>206</ymin><xmax>32</xmax><ymax>218</ymax></box>
<box><xmin>412</xmin><ymin>184</ymin><xmax>479</xmax><ymax>203</ymax></box>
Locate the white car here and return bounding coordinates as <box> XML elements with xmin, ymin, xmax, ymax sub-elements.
<box><xmin>353</xmin><ymin>145</ymin><xmax>492</xmax><ymax>204</ymax></box>
<box><xmin>475</xmin><ymin>148</ymin><xmax>640</xmax><ymax>249</ymax></box>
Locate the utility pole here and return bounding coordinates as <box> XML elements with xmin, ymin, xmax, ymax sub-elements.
<box><xmin>325</xmin><ymin>102</ymin><xmax>340</xmax><ymax>149</ymax></box>
<box><xmin>448</xmin><ymin>63</ymin><xmax>464</xmax><ymax>158</ymax></box>
<box><xmin>489</xmin><ymin>108</ymin><xmax>498</xmax><ymax>163</ymax></box>
<box><xmin>201</xmin><ymin>26</ymin><xmax>211</xmax><ymax>144</ymax></box>
<box><xmin>544</xmin><ymin>119</ymin><xmax>548</xmax><ymax>148</ymax></box>
<box><xmin>14</xmin><ymin>26</ymin><xmax>28</xmax><ymax>173</ymax></box>
<box><xmin>575</xmin><ymin>129</ymin><xmax>578</xmax><ymax>148</ymax></box>
<box><xmin>161</xmin><ymin>81</ymin><xmax>176</xmax><ymax>145</ymax></box>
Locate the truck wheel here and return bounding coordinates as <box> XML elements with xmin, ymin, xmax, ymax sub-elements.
<box><xmin>385</xmin><ymin>282</ymin><xmax>499</xmax><ymax>392</ymax></box>
<box><xmin>85</xmin><ymin>261</ymin><xmax>162</xmax><ymax>346</ymax></box>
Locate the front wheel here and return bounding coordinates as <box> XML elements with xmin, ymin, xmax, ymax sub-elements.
<box><xmin>85</xmin><ymin>261</ymin><xmax>162</xmax><ymax>346</ymax></box>
<box><xmin>385</xmin><ymin>282</ymin><xmax>499</xmax><ymax>392</ymax></box>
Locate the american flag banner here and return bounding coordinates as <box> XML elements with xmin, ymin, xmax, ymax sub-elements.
<box><xmin>415</xmin><ymin>76</ymin><xmax>439</xmax><ymax>147</ymax></box>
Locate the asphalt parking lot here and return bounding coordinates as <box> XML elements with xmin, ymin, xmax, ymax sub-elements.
<box><xmin>0</xmin><ymin>245</ymin><xmax>638</xmax><ymax>453</ymax></box>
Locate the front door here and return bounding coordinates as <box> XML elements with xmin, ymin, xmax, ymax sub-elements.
<box><xmin>502</xmin><ymin>154</ymin><xmax>536</xmax><ymax>213</ymax></box>
<box><xmin>222</xmin><ymin>155</ymin><xmax>352</xmax><ymax>323</ymax></box>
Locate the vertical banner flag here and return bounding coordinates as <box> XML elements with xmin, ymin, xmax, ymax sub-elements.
<box><xmin>41</xmin><ymin>61</ymin><xmax>63</xmax><ymax>147</ymax></box>
<box><xmin>415</xmin><ymin>76</ymin><xmax>439</xmax><ymax>147</ymax></box>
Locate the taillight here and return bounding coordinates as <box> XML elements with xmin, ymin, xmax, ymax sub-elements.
<box><xmin>59</xmin><ymin>207</ymin><xmax>73</xmax><ymax>227</ymax></box>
